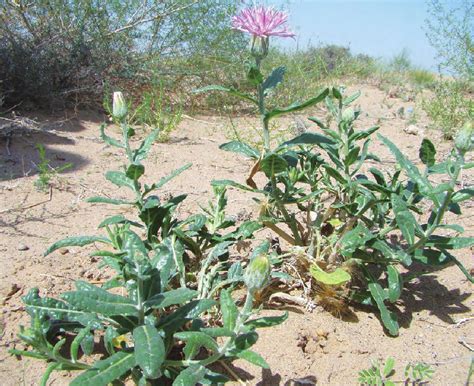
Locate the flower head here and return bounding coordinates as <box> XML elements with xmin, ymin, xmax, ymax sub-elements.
<box><xmin>232</xmin><ymin>6</ymin><xmax>295</xmax><ymax>39</ymax></box>
<box><xmin>112</xmin><ymin>91</ymin><xmax>127</xmax><ymax>121</ymax></box>
<box><xmin>244</xmin><ymin>253</ymin><xmax>271</xmax><ymax>293</ymax></box>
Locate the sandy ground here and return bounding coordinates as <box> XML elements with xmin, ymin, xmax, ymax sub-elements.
<box><xmin>0</xmin><ymin>85</ymin><xmax>472</xmax><ymax>385</ymax></box>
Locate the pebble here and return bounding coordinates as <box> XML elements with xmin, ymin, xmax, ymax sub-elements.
<box><xmin>17</xmin><ymin>243</ymin><xmax>29</xmax><ymax>251</ymax></box>
<box><xmin>404</xmin><ymin>124</ymin><xmax>425</xmax><ymax>136</ymax></box>
<box><xmin>58</xmin><ymin>248</ymin><xmax>69</xmax><ymax>255</ymax></box>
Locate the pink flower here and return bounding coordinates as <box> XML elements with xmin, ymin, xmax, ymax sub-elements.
<box><xmin>232</xmin><ymin>6</ymin><xmax>295</xmax><ymax>39</ymax></box>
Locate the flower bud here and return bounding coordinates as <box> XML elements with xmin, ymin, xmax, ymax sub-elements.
<box><xmin>112</xmin><ymin>92</ymin><xmax>128</xmax><ymax>121</ymax></box>
<box><xmin>455</xmin><ymin>121</ymin><xmax>473</xmax><ymax>155</ymax></box>
<box><xmin>244</xmin><ymin>254</ymin><xmax>271</xmax><ymax>293</ymax></box>
<box><xmin>342</xmin><ymin>108</ymin><xmax>355</xmax><ymax>123</ymax></box>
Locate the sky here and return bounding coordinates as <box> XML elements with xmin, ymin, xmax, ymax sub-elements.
<box><xmin>269</xmin><ymin>0</ymin><xmax>458</xmax><ymax>70</ymax></box>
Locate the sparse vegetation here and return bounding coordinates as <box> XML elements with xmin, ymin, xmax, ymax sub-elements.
<box><xmin>34</xmin><ymin>144</ymin><xmax>72</xmax><ymax>191</ymax></box>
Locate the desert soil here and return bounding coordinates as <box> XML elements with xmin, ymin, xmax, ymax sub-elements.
<box><xmin>0</xmin><ymin>85</ymin><xmax>472</xmax><ymax>385</ymax></box>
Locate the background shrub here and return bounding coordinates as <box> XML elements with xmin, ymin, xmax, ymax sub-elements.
<box><xmin>0</xmin><ymin>0</ymin><xmax>245</xmax><ymax>109</ymax></box>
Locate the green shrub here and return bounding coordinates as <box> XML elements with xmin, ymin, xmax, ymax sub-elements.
<box><xmin>0</xmin><ymin>1</ymin><xmax>245</xmax><ymax>109</ymax></box>
<box><xmin>11</xmin><ymin>92</ymin><xmax>286</xmax><ymax>385</ymax></box>
<box><xmin>423</xmin><ymin>79</ymin><xmax>474</xmax><ymax>138</ymax></box>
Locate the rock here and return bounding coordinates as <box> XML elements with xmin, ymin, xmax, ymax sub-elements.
<box><xmin>316</xmin><ymin>329</ymin><xmax>329</xmax><ymax>338</ymax></box>
<box><xmin>58</xmin><ymin>248</ymin><xmax>69</xmax><ymax>255</ymax></box>
<box><xmin>404</xmin><ymin>124</ymin><xmax>424</xmax><ymax>136</ymax></box>
<box><xmin>17</xmin><ymin>243</ymin><xmax>29</xmax><ymax>251</ymax></box>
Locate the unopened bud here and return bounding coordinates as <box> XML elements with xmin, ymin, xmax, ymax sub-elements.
<box><xmin>112</xmin><ymin>92</ymin><xmax>128</xmax><ymax>121</ymax></box>
<box><xmin>455</xmin><ymin>121</ymin><xmax>473</xmax><ymax>155</ymax></box>
<box><xmin>244</xmin><ymin>254</ymin><xmax>271</xmax><ymax>292</ymax></box>
<box><xmin>342</xmin><ymin>108</ymin><xmax>355</xmax><ymax>123</ymax></box>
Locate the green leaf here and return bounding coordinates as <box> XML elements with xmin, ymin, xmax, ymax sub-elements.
<box><xmin>98</xmin><ymin>215</ymin><xmax>142</xmax><ymax>229</ymax></box>
<box><xmin>425</xmin><ymin>236</ymin><xmax>474</xmax><ymax>250</ymax></box>
<box><xmin>44</xmin><ymin>236</ymin><xmax>110</xmax><ymax>256</ymax></box>
<box><xmin>193</xmin><ymin>85</ymin><xmax>257</xmax><ymax>105</ymax></box>
<box><xmin>134</xmin><ymin>129</ymin><xmax>159</xmax><ymax>162</ymax></box>
<box><xmin>126</xmin><ymin>163</ymin><xmax>145</xmax><ymax>180</ymax></box>
<box><xmin>245</xmin><ymin>312</ymin><xmax>288</xmax><ymax>328</ymax></box>
<box><xmin>310</xmin><ymin>265</ymin><xmax>351</xmax><ymax>286</ymax></box>
<box><xmin>105</xmin><ymin>171</ymin><xmax>136</xmax><ymax>190</ymax></box>
<box><xmin>265</xmin><ymin>88</ymin><xmax>329</xmax><ymax>121</ymax></box>
<box><xmin>262</xmin><ymin>66</ymin><xmax>286</xmax><ymax>94</ymax></box>
<box><xmin>220</xmin><ymin>289</ymin><xmax>238</xmax><ymax>331</ymax></box>
<box><xmin>211</xmin><ymin>179</ymin><xmax>262</xmax><ymax>193</ymax></box>
<box><xmin>236</xmin><ymin>350</ymin><xmax>269</xmax><ymax>369</ymax></box>
<box><xmin>371</xmin><ymin>240</ymin><xmax>412</xmax><ymax>265</ymax></box>
<box><xmin>158</xmin><ymin>299</ymin><xmax>216</xmax><ymax>333</ymax></box>
<box><xmin>324</xmin><ymin>165</ymin><xmax>346</xmax><ymax>184</ymax></box>
<box><xmin>260</xmin><ymin>153</ymin><xmax>288</xmax><ymax>176</ymax></box>
<box><xmin>379</xmin><ymin>134</ymin><xmax>433</xmax><ymax>198</ymax></box>
<box><xmin>172</xmin><ymin>365</ymin><xmax>206</xmax><ymax>386</ymax></box>
<box><xmin>100</xmin><ymin>123</ymin><xmax>124</xmax><ymax>149</ymax></box>
<box><xmin>86</xmin><ymin>196</ymin><xmax>133</xmax><ymax>205</ymax></box>
<box><xmin>144</xmin><ymin>288</ymin><xmax>197</xmax><ymax>309</ymax></box>
<box><xmin>133</xmin><ymin>325</ymin><xmax>165</xmax><ymax>379</ymax></box>
<box><xmin>345</xmin><ymin>146</ymin><xmax>360</xmax><ymax>166</ymax></box>
<box><xmin>452</xmin><ymin>188</ymin><xmax>474</xmax><ymax>203</ymax></box>
<box><xmin>70</xmin><ymin>351</ymin><xmax>136</xmax><ymax>386</ymax></box>
<box><xmin>247</xmin><ymin>65</ymin><xmax>264</xmax><ymax>86</ymax></box>
<box><xmin>219</xmin><ymin>141</ymin><xmax>260</xmax><ymax>159</ymax></box>
<box><xmin>391</xmin><ymin>194</ymin><xmax>418</xmax><ymax>245</ymax></box>
<box><xmin>383</xmin><ymin>357</ymin><xmax>396</xmax><ymax>377</ymax></box>
<box><xmin>419</xmin><ymin>138</ymin><xmax>436</xmax><ymax>167</ymax></box>
<box><xmin>342</xmin><ymin>90</ymin><xmax>361</xmax><ymax>106</ymax></box>
<box><xmin>387</xmin><ymin>266</ymin><xmax>402</xmax><ymax>302</ymax></box>
<box><xmin>154</xmin><ymin>163</ymin><xmax>192</xmax><ymax>189</ymax></box>
<box><xmin>174</xmin><ymin>331</ymin><xmax>218</xmax><ymax>360</ymax></box>
<box><xmin>22</xmin><ymin>288</ymin><xmax>99</xmax><ymax>326</ymax></box>
<box><xmin>368</xmin><ymin>282</ymin><xmax>399</xmax><ymax>336</ymax></box>
<box><xmin>349</xmin><ymin>126</ymin><xmax>379</xmax><ymax>142</ymax></box>
<box><xmin>340</xmin><ymin>224</ymin><xmax>375</xmax><ymax>257</ymax></box>
<box><xmin>278</xmin><ymin>132</ymin><xmax>334</xmax><ymax>150</ymax></box>
<box><xmin>62</xmin><ymin>282</ymin><xmax>137</xmax><ymax>316</ymax></box>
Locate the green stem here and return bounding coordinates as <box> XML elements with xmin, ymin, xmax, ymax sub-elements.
<box><xmin>254</xmin><ymin>56</ymin><xmax>270</xmax><ymax>152</ymax></box>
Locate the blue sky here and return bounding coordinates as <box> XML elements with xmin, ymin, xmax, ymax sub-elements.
<box><xmin>269</xmin><ymin>0</ymin><xmax>452</xmax><ymax>69</ymax></box>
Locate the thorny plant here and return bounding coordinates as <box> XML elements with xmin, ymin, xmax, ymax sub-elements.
<box><xmin>10</xmin><ymin>92</ymin><xmax>287</xmax><ymax>385</ymax></box>
<box><xmin>198</xmin><ymin>4</ymin><xmax>474</xmax><ymax>335</ymax></box>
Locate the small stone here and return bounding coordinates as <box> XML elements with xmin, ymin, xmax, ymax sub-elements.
<box><xmin>58</xmin><ymin>248</ymin><xmax>69</xmax><ymax>255</ymax></box>
<box><xmin>17</xmin><ymin>243</ymin><xmax>29</xmax><ymax>251</ymax></box>
<box><xmin>316</xmin><ymin>329</ymin><xmax>329</xmax><ymax>338</ymax></box>
<box><xmin>404</xmin><ymin>124</ymin><xmax>424</xmax><ymax>136</ymax></box>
